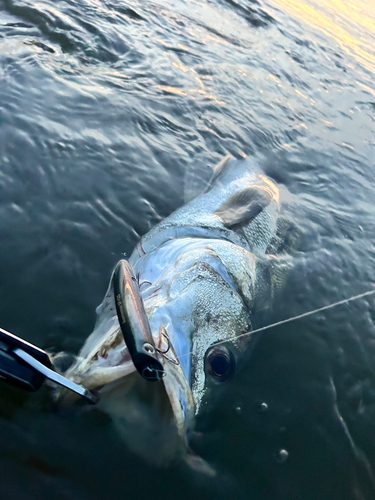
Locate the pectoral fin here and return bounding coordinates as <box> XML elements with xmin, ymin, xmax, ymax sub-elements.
<box><xmin>215</xmin><ymin>187</ymin><xmax>272</xmax><ymax>227</ymax></box>
<box><xmin>184</xmin><ymin>450</ymin><xmax>216</xmax><ymax>476</ymax></box>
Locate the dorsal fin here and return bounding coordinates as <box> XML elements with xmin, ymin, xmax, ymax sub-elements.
<box><xmin>212</xmin><ymin>155</ymin><xmax>233</xmax><ymax>179</ymax></box>
<box><xmin>204</xmin><ymin>156</ymin><xmax>233</xmax><ymax>193</ymax></box>
<box><xmin>215</xmin><ymin>187</ymin><xmax>272</xmax><ymax>227</ymax></box>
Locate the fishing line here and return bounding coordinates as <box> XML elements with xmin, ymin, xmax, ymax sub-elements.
<box><xmin>175</xmin><ymin>288</ymin><xmax>375</xmax><ymax>361</ymax></box>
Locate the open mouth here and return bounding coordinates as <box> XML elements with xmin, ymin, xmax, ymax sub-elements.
<box><xmin>54</xmin><ymin>260</ymin><xmax>196</xmax><ymax>461</ymax></box>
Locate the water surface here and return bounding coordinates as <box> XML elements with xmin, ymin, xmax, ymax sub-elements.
<box><xmin>0</xmin><ymin>0</ymin><xmax>374</xmax><ymax>498</ymax></box>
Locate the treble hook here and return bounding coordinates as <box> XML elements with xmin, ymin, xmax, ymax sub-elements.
<box><xmin>135</xmin><ymin>271</ymin><xmax>152</xmax><ymax>290</ymax></box>
<box><xmin>156</xmin><ymin>327</ymin><xmax>180</xmax><ymax>366</ymax></box>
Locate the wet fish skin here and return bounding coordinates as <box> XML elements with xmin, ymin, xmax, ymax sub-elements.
<box><xmin>128</xmin><ymin>156</ymin><xmax>286</xmax><ymax>415</ymax></box>
<box><xmin>59</xmin><ymin>156</ymin><xmax>292</xmax><ymax>465</ymax></box>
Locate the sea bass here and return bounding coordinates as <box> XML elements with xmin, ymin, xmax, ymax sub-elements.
<box><xmin>59</xmin><ymin>156</ymin><xmax>293</xmax><ymax>467</ymax></box>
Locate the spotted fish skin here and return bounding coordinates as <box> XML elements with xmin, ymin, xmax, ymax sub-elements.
<box><xmin>129</xmin><ymin>156</ymin><xmax>290</xmax><ymax>413</ymax></box>
<box><xmin>132</xmin><ymin>156</ymin><xmax>280</xmax><ymax>260</ymax></box>
<box><xmin>59</xmin><ymin>156</ymin><xmax>294</xmax><ymax>465</ymax></box>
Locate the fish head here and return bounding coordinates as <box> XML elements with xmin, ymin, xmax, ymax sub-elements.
<box><xmin>163</xmin><ymin>261</ymin><xmax>252</xmax><ymax>416</ymax></box>
<box><xmin>54</xmin><ymin>279</ymin><xmax>197</xmax><ymax>465</ymax></box>
<box><xmin>55</xmin><ymin>250</ymin><xmax>254</xmax><ymax>468</ymax></box>
<box><xmin>189</xmin><ymin>332</ymin><xmax>250</xmax><ymax>417</ymax></box>
<box><xmin>139</xmin><ymin>245</ymin><xmax>255</xmax><ymax>429</ymax></box>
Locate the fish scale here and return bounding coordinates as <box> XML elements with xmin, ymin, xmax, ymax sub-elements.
<box><xmin>59</xmin><ymin>156</ymin><xmax>295</xmax><ymax>465</ymax></box>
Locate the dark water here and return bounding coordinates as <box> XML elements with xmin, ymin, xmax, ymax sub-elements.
<box><xmin>0</xmin><ymin>0</ymin><xmax>374</xmax><ymax>498</ymax></box>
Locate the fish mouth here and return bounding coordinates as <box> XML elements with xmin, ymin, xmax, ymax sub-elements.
<box><xmin>55</xmin><ymin>325</ymin><xmax>195</xmax><ymax>464</ymax></box>
<box><xmin>155</xmin><ymin>326</ymin><xmax>196</xmax><ymax>437</ymax></box>
<box><xmin>53</xmin><ymin>259</ymin><xmax>196</xmax><ymax>463</ymax></box>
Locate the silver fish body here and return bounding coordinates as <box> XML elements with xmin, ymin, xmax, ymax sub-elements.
<box><xmin>59</xmin><ymin>156</ymin><xmax>293</xmax><ymax>466</ymax></box>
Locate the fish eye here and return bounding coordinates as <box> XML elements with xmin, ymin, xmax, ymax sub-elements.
<box><xmin>205</xmin><ymin>346</ymin><xmax>235</xmax><ymax>382</ymax></box>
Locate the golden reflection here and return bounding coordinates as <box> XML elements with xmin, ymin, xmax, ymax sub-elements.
<box><xmin>155</xmin><ymin>86</ymin><xmax>187</xmax><ymax>96</ymax></box>
<box><xmin>194</xmin><ymin>75</ymin><xmax>205</xmax><ymax>89</ymax></box>
<box><xmin>356</xmin><ymin>81</ymin><xmax>375</xmax><ymax>97</ymax></box>
<box><xmin>172</xmin><ymin>61</ymin><xmax>189</xmax><ymax>73</ymax></box>
<box><xmin>157</xmin><ymin>39</ymin><xmax>190</xmax><ymax>53</ymax></box>
<box><xmin>190</xmin><ymin>89</ymin><xmax>226</xmax><ymax>106</ymax></box>
<box><xmin>295</xmin><ymin>89</ymin><xmax>308</xmax><ymax>99</ymax></box>
<box><xmin>205</xmin><ymin>35</ymin><xmax>231</xmax><ymax>47</ymax></box>
<box><xmin>269</xmin><ymin>74</ymin><xmax>282</xmax><ymax>85</ymax></box>
<box><xmin>159</xmin><ymin>52</ymin><xmax>225</xmax><ymax>105</ymax></box>
<box><xmin>271</xmin><ymin>0</ymin><xmax>375</xmax><ymax>73</ymax></box>
<box><xmin>177</xmin><ymin>44</ymin><xmax>190</xmax><ymax>52</ymax></box>
<box><xmin>155</xmin><ymin>86</ymin><xmax>226</xmax><ymax>105</ymax></box>
<box><xmin>312</xmin><ymin>0</ymin><xmax>375</xmax><ymax>34</ymax></box>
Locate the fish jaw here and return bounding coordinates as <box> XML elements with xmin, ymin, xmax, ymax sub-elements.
<box><xmin>157</xmin><ymin>327</ymin><xmax>196</xmax><ymax>440</ymax></box>
<box><xmin>96</xmin><ymin>355</ymin><xmax>195</xmax><ymax>465</ymax></box>
<box><xmin>53</xmin><ymin>325</ymin><xmax>137</xmax><ymax>405</ymax></box>
<box><xmin>53</xmin><ymin>289</ymin><xmax>196</xmax><ymax>464</ymax></box>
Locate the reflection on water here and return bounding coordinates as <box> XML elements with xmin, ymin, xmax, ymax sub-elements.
<box><xmin>0</xmin><ymin>0</ymin><xmax>375</xmax><ymax>498</ymax></box>
<box><xmin>272</xmin><ymin>0</ymin><xmax>375</xmax><ymax>73</ymax></box>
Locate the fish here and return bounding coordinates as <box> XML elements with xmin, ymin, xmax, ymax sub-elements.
<box><xmin>57</xmin><ymin>156</ymin><xmax>294</xmax><ymax>469</ymax></box>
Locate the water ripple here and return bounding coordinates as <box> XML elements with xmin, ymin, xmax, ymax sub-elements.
<box><xmin>0</xmin><ymin>0</ymin><xmax>375</xmax><ymax>498</ymax></box>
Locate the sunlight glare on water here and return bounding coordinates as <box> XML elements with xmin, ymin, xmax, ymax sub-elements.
<box><xmin>271</xmin><ymin>0</ymin><xmax>375</xmax><ymax>73</ymax></box>
<box><xmin>0</xmin><ymin>0</ymin><xmax>374</xmax><ymax>498</ymax></box>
